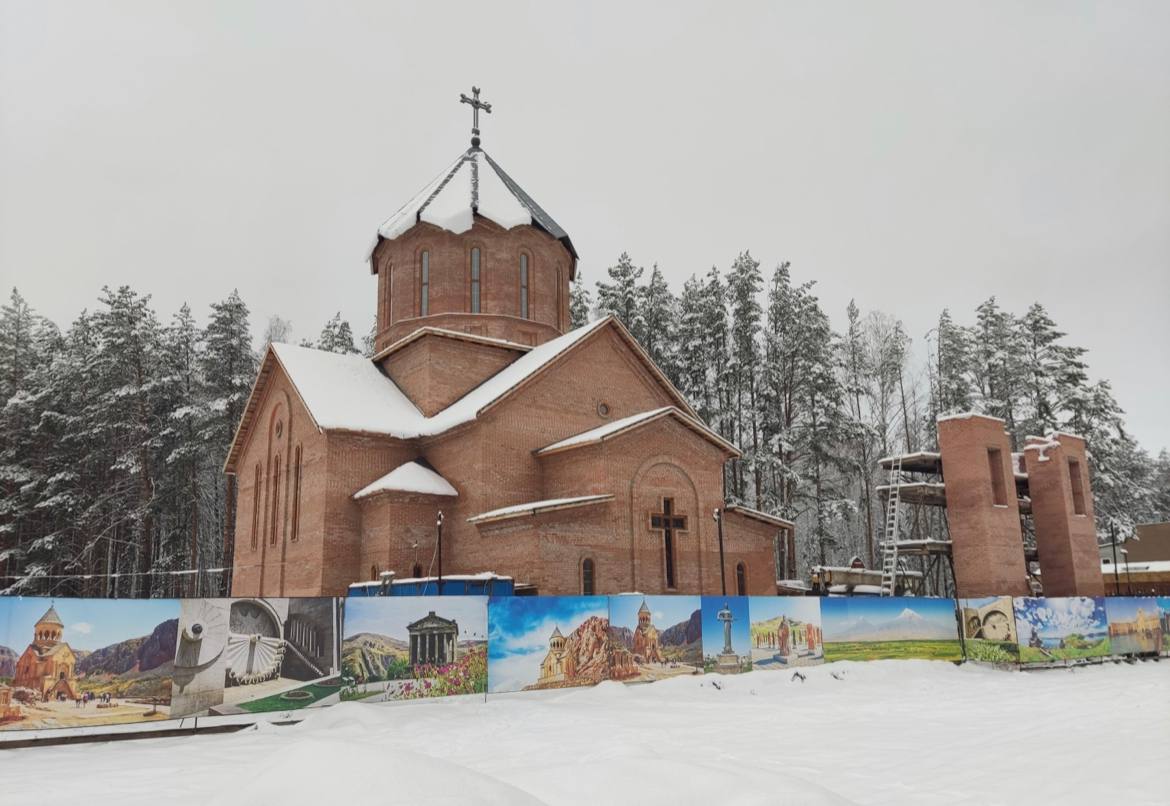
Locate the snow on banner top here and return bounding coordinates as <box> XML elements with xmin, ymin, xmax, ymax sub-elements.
<box><xmin>352</xmin><ymin>460</ymin><xmax>458</xmax><ymax>500</ymax></box>
<box><xmin>366</xmin><ymin>147</ymin><xmax>577</xmax><ymax>264</ymax></box>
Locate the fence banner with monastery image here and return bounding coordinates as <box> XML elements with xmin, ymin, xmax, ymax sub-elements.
<box><xmin>3</xmin><ymin>592</ymin><xmax>1167</xmax><ymax>738</ymax></box>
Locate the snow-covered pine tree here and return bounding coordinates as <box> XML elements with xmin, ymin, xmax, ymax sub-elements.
<box><xmin>725</xmin><ymin>252</ymin><xmax>763</xmax><ymax>504</ymax></box>
<box><xmin>1017</xmin><ymin>302</ymin><xmax>1089</xmax><ymax>440</ymax></box>
<box><xmin>201</xmin><ymin>290</ymin><xmax>256</xmax><ymax>593</ymax></box>
<box><xmin>698</xmin><ymin>266</ymin><xmax>733</xmax><ymax>491</ymax></box>
<box><xmin>595</xmin><ymin>252</ymin><xmax>645</xmax><ymax>340</ymax></box>
<box><xmin>842</xmin><ymin>301</ymin><xmax>878</xmax><ymax>566</ymax></box>
<box><xmin>637</xmin><ymin>264</ymin><xmax>680</xmax><ymax>387</ymax></box>
<box><xmin>928</xmin><ymin>308</ymin><xmax>974</xmax><ymax>432</ymax></box>
<box><xmin>969</xmin><ymin>297</ymin><xmax>1026</xmax><ymax>445</ymax></box>
<box><xmin>317</xmin><ymin>313</ymin><xmax>361</xmax><ymax>354</ymax></box>
<box><xmin>569</xmin><ymin>274</ymin><xmax>593</xmax><ymax>329</ymax></box>
<box><xmin>263</xmin><ymin>315</ymin><xmax>293</xmax><ymax>347</ymax></box>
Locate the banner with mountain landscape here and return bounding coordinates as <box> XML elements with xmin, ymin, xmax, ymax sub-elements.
<box><xmin>821</xmin><ymin>597</ymin><xmax>964</xmax><ymax>662</ymax></box>
<box><xmin>486</xmin><ymin>596</ymin><xmax>612</xmax><ymax>694</ymax></box>
<box><xmin>0</xmin><ymin>597</ymin><xmax>179</xmax><ymax>731</ymax></box>
<box><xmin>340</xmin><ymin>596</ymin><xmax>488</xmax><ymax>702</ymax></box>
<box><xmin>1013</xmin><ymin>597</ymin><xmax>1111</xmax><ymax>665</ymax></box>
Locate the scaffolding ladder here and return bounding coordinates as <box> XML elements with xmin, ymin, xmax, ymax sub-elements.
<box><xmin>880</xmin><ymin>455</ymin><xmax>903</xmax><ymax>596</ymax></box>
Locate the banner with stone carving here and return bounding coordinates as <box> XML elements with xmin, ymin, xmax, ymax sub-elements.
<box><xmin>0</xmin><ymin>596</ymin><xmax>179</xmax><ymax>731</ymax></box>
<box><xmin>170</xmin><ymin>597</ymin><xmax>342</xmax><ymax>718</ymax></box>
<box><xmin>1013</xmin><ymin>596</ymin><xmax>1110</xmax><ymax>665</ymax></box>
<box><xmin>608</xmin><ymin>595</ymin><xmax>703</xmax><ymax>682</ymax></box>
<box><xmin>339</xmin><ymin>596</ymin><xmax>487</xmax><ymax>702</ymax></box>
<box><xmin>700</xmin><ymin>596</ymin><xmax>751</xmax><ymax>673</ymax></box>
<box><xmin>821</xmin><ymin>597</ymin><xmax>963</xmax><ymax>662</ymax></box>
<box><xmin>1104</xmin><ymin>597</ymin><xmax>1164</xmax><ymax>657</ymax></box>
<box><xmin>748</xmin><ymin>596</ymin><xmax>824</xmax><ymax>669</ymax></box>
<box><xmin>959</xmin><ymin>596</ymin><xmax>1020</xmax><ymax>664</ymax></box>
<box><xmin>486</xmin><ymin>596</ymin><xmax>611</xmax><ymax>693</ymax></box>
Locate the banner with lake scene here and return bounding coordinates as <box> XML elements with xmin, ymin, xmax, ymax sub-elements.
<box><xmin>821</xmin><ymin>597</ymin><xmax>963</xmax><ymax>662</ymax></box>
<box><xmin>1104</xmin><ymin>597</ymin><xmax>1163</xmax><ymax>657</ymax></box>
<box><xmin>1013</xmin><ymin>597</ymin><xmax>1110</xmax><ymax>665</ymax></box>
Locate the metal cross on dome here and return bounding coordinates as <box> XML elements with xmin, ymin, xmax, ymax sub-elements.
<box><xmin>460</xmin><ymin>86</ymin><xmax>492</xmax><ymax>147</ymax></box>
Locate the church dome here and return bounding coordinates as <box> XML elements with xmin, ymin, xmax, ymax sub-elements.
<box><xmin>367</xmin><ymin>143</ymin><xmax>578</xmax><ymax>353</ymax></box>
<box><xmin>36</xmin><ymin>605</ymin><xmax>63</xmax><ymax>627</ymax></box>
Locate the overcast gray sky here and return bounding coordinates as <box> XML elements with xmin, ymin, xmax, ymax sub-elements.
<box><xmin>1</xmin><ymin>1</ymin><xmax>1167</xmax><ymax>452</ymax></box>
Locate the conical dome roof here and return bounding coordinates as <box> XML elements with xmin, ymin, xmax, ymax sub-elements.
<box><xmin>367</xmin><ymin>146</ymin><xmax>577</xmax><ymax>266</ymax></box>
<box><xmin>36</xmin><ymin>605</ymin><xmax>63</xmax><ymax>627</ymax></box>
<box><xmin>638</xmin><ymin>599</ymin><xmax>651</xmax><ymax>614</ymax></box>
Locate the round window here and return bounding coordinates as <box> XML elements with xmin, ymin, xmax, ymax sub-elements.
<box><xmin>597</xmin><ymin>402</ymin><xmax>610</xmax><ymax>417</ymax></box>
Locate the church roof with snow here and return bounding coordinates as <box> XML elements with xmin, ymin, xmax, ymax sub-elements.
<box><xmin>225</xmin><ymin>316</ymin><xmax>698</xmax><ymax>472</ymax></box>
<box><xmin>353</xmin><ymin>460</ymin><xmax>459</xmax><ymax>501</ymax></box>
<box><xmin>536</xmin><ymin>406</ymin><xmax>739</xmax><ymax>457</ymax></box>
<box><xmin>367</xmin><ymin>146</ymin><xmax>578</xmax><ymax>268</ymax></box>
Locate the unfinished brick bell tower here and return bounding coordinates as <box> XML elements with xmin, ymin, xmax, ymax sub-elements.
<box><xmin>879</xmin><ymin>413</ymin><xmax>1105</xmax><ymax>598</ymax></box>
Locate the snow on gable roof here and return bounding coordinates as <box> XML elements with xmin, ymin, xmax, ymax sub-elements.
<box><xmin>226</xmin><ymin>317</ymin><xmax>697</xmax><ymax>472</ymax></box>
<box><xmin>468</xmin><ymin>494</ymin><xmax>615</xmax><ymax>525</ymax></box>
<box><xmin>270</xmin><ymin>342</ymin><xmax>426</xmax><ymax>437</ymax></box>
<box><xmin>536</xmin><ymin>406</ymin><xmax>738</xmax><ymax>457</ymax></box>
<box><xmin>367</xmin><ymin>147</ymin><xmax>578</xmax><ymax>266</ymax></box>
<box><xmin>353</xmin><ymin>460</ymin><xmax>458</xmax><ymax>501</ymax></box>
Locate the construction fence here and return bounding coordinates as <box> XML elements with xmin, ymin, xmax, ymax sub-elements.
<box><xmin>1</xmin><ymin>593</ymin><xmax>1166</xmax><ymax>738</ymax></box>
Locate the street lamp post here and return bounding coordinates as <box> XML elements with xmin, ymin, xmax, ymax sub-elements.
<box><xmin>713</xmin><ymin>508</ymin><xmax>726</xmax><ymax>596</ymax></box>
<box><xmin>436</xmin><ymin>510</ymin><xmax>444</xmax><ymax>596</ymax></box>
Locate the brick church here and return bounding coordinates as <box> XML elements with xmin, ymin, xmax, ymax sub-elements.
<box><xmin>225</xmin><ymin>90</ymin><xmax>793</xmax><ymax>598</ymax></box>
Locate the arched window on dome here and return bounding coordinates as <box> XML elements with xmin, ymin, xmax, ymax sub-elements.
<box><xmin>736</xmin><ymin>562</ymin><xmax>747</xmax><ymax>596</ymax></box>
<box><xmin>581</xmin><ymin>557</ymin><xmax>595</xmax><ymax>595</ymax></box>
<box><xmin>470</xmin><ymin>247</ymin><xmax>482</xmax><ymax>313</ymax></box>
<box><xmin>519</xmin><ymin>253</ymin><xmax>530</xmax><ymax>319</ymax></box>
<box><xmin>419</xmin><ymin>250</ymin><xmax>430</xmax><ymax>317</ymax></box>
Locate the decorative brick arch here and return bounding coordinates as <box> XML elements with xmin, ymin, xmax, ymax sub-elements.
<box><xmin>628</xmin><ymin>455</ymin><xmax>703</xmax><ymax>593</ymax></box>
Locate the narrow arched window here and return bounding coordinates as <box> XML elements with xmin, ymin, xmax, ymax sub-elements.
<box><xmin>519</xmin><ymin>253</ymin><xmax>530</xmax><ymax>319</ymax></box>
<box><xmin>251</xmin><ymin>464</ymin><xmax>262</xmax><ymax>550</ymax></box>
<box><xmin>291</xmin><ymin>445</ymin><xmax>303</xmax><ymax>542</ymax></box>
<box><xmin>736</xmin><ymin>562</ymin><xmax>747</xmax><ymax>596</ymax></box>
<box><xmin>370</xmin><ymin>564</ymin><xmax>378</xmax><ymax>580</ymax></box>
<box><xmin>582</xmin><ymin>558</ymin><xmax>595</xmax><ymax>595</ymax></box>
<box><xmin>470</xmin><ymin>247</ymin><xmax>481</xmax><ymax>312</ymax></box>
<box><xmin>420</xmin><ymin>251</ymin><xmax>430</xmax><ymax>316</ymax></box>
<box><xmin>269</xmin><ymin>455</ymin><xmax>281</xmax><ymax>545</ymax></box>
<box><xmin>412</xmin><ymin>563</ymin><xmax>423</xmax><ymax>579</ymax></box>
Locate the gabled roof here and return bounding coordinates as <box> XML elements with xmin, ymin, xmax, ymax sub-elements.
<box><xmin>353</xmin><ymin>461</ymin><xmax>459</xmax><ymax>501</ymax></box>
<box><xmin>367</xmin><ymin>146</ymin><xmax>577</xmax><ymax>269</ymax></box>
<box><xmin>537</xmin><ymin>406</ymin><xmax>739</xmax><ymax>458</ymax></box>
<box><xmin>225</xmin><ymin>317</ymin><xmax>701</xmax><ymax>473</ymax></box>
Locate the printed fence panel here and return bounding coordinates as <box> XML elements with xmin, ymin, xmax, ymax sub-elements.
<box><xmin>821</xmin><ymin>597</ymin><xmax>963</xmax><ymax>662</ymax></box>
<box><xmin>170</xmin><ymin>597</ymin><xmax>342</xmax><ymax>718</ymax></box>
<box><xmin>1104</xmin><ymin>597</ymin><xmax>1163</xmax><ymax>657</ymax></box>
<box><xmin>748</xmin><ymin>596</ymin><xmax>824</xmax><ymax>670</ymax></box>
<box><xmin>1160</xmin><ymin>598</ymin><xmax>1170</xmax><ymax>657</ymax></box>
<box><xmin>1014</xmin><ymin>597</ymin><xmax>1110</xmax><ymax>665</ymax></box>
<box><xmin>700</xmin><ymin>596</ymin><xmax>751</xmax><ymax>673</ymax></box>
<box><xmin>1</xmin><ymin>596</ymin><xmax>180</xmax><ymax>731</ymax></box>
<box><xmin>340</xmin><ymin>596</ymin><xmax>487</xmax><ymax>703</ymax></box>
<box><xmin>959</xmin><ymin>597</ymin><xmax>1020</xmax><ymax>664</ymax></box>
<box><xmin>487</xmin><ymin>596</ymin><xmax>610</xmax><ymax>693</ymax></box>
<box><xmin>608</xmin><ymin>595</ymin><xmax>702</xmax><ymax>683</ymax></box>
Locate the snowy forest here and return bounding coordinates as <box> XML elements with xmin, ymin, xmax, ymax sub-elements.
<box><xmin>1</xmin><ymin>257</ymin><xmax>1168</xmax><ymax>596</ymax></box>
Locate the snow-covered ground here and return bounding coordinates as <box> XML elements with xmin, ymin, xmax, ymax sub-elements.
<box><xmin>2</xmin><ymin>660</ymin><xmax>1166</xmax><ymax>805</ymax></box>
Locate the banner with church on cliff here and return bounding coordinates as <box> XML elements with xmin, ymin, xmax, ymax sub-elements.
<box><xmin>340</xmin><ymin>596</ymin><xmax>487</xmax><ymax>702</ymax></box>
<box><xmin>607</xmin><ymin>595</ymin><xmax>703</xmax><ymax>682</ymax></box>
<box><xmin>487</xmin><ymin>596</ymin><xmax>612</xmax><ymax>693</ymax></box>
<box><xmin>0</xmin><ymin>597</ymin><xmax>178</xmax><ymax>731</ymax></box>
